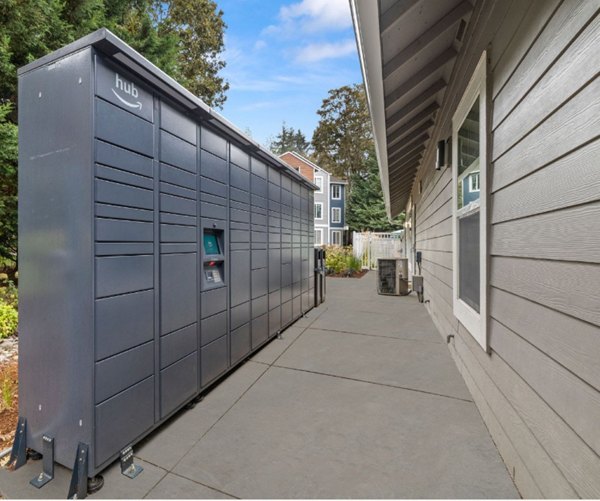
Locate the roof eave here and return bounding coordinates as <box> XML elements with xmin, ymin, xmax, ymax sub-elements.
<box><xmin>350</xmin><ymin>0</ymin><xmax>393</xmax><ymax>219</ymax></box>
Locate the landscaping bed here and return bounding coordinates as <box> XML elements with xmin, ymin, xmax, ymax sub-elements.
<box><xmin>0</xmin><ymin>355</ymin><xmax>18</xmax><ymax>451</ymax></box>
<box><xmin>0</xmin><ymin>277</ymin><xmax>18</xmax><ymax>452</ymax></box>
<box><xmin>327</xmin><ymin>269</ymin><xmax>369</xmax><ymax>279</ymax></box>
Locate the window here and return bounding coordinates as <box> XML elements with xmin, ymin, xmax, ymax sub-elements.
<box><xmin>314</xmin><ymin>176</ymin><xmax>323</xmax><ymax>193</ymax></box>
<box><xmin>452</xmin><ymin>51</ymin><xmax>488</xmax><ymax>351</ymax></box>
<box><xmin>331</xmin><ymin>184</ymin><xmax>341</xmax><ymax>199</ymax></box>
<box><xmin>314</xmin><ymin>228</ymin><xmax>323</xmax><ymax>246</ymax></box>
<box><xmin>469</xmin><ymin>172</ymin><xmax>480</xmax><ymax>192</ymax></box>
<box><xmin>314</xmin><ymin>202</ymin><xmax>323</xmax><ymax>220</ymax></box>
<box><xmin>331</xmin><ymin>207</ymin><xmax>341</xmax><ymax>223</ymax></box>
<box><xmin>331</xmin><ymin>230</ymin><xmax>342</xmax><ymax>246</ymax></box>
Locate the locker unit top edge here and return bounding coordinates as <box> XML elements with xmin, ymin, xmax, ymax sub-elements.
<box><xmin>17</xmin><ymin>27</ymin><xmax>318</xmax><ymax>192</ymax></box>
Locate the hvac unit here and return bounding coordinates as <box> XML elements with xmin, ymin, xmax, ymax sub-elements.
<box><xmin>377</xmin><ymin>258</ymin><xmax>410</xmax><ymax>296</ymax></box>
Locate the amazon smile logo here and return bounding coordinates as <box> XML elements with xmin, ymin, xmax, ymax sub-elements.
<box><xmin>112</xmin><ymin>73</ymin><xmax>143</xmax><ymax>110</ymax></box>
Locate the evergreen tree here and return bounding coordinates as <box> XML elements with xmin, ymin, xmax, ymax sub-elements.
<box><xmin>346</xmin><ymin>149</ymin><xmax>405</xmax><ymax>232</ymax></box>
<box><xmin>268</xmin><ymin>122</ymin><xmax>310</xmax><ymax>156</ymax></box>
<box><xmin>0</xmin><ymin>0</ymin><xmax>229</xmax><ymax>263</ymax></box>
<box><xmin>0</xmin><ymin>103</ymin><xmax>18</xmax><ymax>262</ymax></box>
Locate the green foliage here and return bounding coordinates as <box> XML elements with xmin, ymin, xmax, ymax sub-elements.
<box><xmin>0</xmin><ymin>280</ymin><xmax>18</xmax><ymax>309</ymax></box>
<box><xmin>0</xmin><ymin>103</ymin><xmax>18</xmax><ymax>261</ymax></box>
<box><xmin>311</xmin><ymin>84</ymin><xmax>373</xmax><ymax>181</ymax></box>
<box><xmin>268</xmin><ymin>122</ymin><xmax>310</xmax><ymax>156</ymax></box>
<box><xmin>1</xmin><ymin>375</ymin><xmax>14</xmax><ymax>410</ymax></box>
<box><xmin>0</xmin><ymin>301</ymin><xmax>18</xmax><ymax>339</ymax></box>
<box><xmin>0</xmin><ymin>0</ymin><xmax>229</xmax><ymax>262</ymax></box>
<box><xmin>325</xmin><ymin>246</ymin><xmax>362</xmax><ymax>276</ymax></box>
<box><xmin>157</xmin><ymin>0</ymin><xmax>229</xmax><ymax>108</ymax></box>
<box><xmin>346</xmin><ymin>149</ymin><xmax>405</xmax><ymax>232</ymax></box>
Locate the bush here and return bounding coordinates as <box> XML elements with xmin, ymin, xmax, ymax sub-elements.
<box><xmin>0</xmin><ymin>301</ymin><xmax>18</xmax><ymax>339</ymax></box>
<box><xmin>324</xmin><ymin>246</ymin><xmax>362</xmax><ymax>276</ymax></box>
<box><xmin>0</xmin><ymin>280</ymin><xmax>18</xmax><ymax>309</ymax></box>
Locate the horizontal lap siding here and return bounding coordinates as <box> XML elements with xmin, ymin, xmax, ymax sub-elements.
<box><xmin>411</xmin><ymin>0</ymin><xmax>600</xmax><ymax>496</ymax></box>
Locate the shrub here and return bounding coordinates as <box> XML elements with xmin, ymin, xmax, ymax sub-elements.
<box><xmin>0</xmin><ymin>280</ymin><xmax>18</xmax><ymax>309</ymax></box>
<box><xmin>325</xmin><ymin>246</ymin><xmax>362</xmax><ymax>276</ymax></box>
<box><xmin>1</xmin><ymin>376</ymin><xmax>14</xmax><ymax>411</ymax></box>
<box><xmin>0</xmin><ymin>301</ymin><xmax>18</xmax><ymax>339</ymax></box>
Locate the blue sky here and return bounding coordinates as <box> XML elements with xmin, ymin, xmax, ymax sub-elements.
<box><xmin>215</xmin><ymin>0</ymin><xmax>362</xmax><ymax>147</ymax></box>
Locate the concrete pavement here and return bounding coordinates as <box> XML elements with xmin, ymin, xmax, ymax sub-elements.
<box><xmin>0</xmin><ymin>273</ymin><xmax>518</xmax><ymax>498</ymax></box>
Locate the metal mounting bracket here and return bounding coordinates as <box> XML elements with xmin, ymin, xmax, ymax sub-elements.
<box><xmin>120</xmin><ymin>446</ymin><xmax>143</xmax><ymax>479</ymax></box>
<box><xmin>30</xmin><ymin>435</ymin><xmax>54</xmax><ymax>488</ymax></box>
<box><xmin>68</xmin><ymin>442</ymin><xmax>89</xmax><ymax>499</ymax></box>
<box><xmin>8</xmin><ymin>416</ymin><xmax>27</xmax><ymax>470</ymax></box>
<box><xmin>276</xmin><ymin>330</ymin><xmax>283</xmax><ymax>340</ymax></box>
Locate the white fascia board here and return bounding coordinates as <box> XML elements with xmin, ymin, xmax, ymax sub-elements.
<box><xmin>350</xmin><ymin>0</ymin><xmax>391</xmax><ymax>219</ymax></box>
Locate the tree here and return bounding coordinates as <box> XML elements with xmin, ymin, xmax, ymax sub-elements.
<box><xmin>311</xmin><ymin>84</ymin><xmax>373</xmax><ymax>181</ymax></box>
<box><xmin>156</xmin><ymin>0</ymin><xmax>229</xmax><ymax>108</ymax></box>
<box><xmin>268</xmin><ymin>122</ymin><xmax>310</xmax><ymax>156</ymax></box>
<box><xmin>346</xmin><ymin>149</ymin><xmax>405</xmax><ymax>232</ymax></box>
<box><xmin>0</xmin><ymin>103</ymin><xmax>18</xmax><ymax>263</ymax></box>
<box><xmin>0</xmin><ymin>0</ymin><xmax>229</xmax><ymax>264</ymax></box>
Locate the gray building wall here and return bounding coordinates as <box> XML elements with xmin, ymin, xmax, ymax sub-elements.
<box><xmin>409</xmin><ymin>1</ymin><xmax>600</xmax><ymax>497</ymax></box>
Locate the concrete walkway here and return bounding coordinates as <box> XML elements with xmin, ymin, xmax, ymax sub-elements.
<box><xmin>0</xmin><ymin>273</ymin><xmax>518</xmax><ymax>498</ymax></box>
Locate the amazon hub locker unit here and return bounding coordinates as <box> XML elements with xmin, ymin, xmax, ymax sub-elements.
<box><xmin>15</xmin><ymin>29</ymin><xmax>317</xmax><ymax>486</ymax></box>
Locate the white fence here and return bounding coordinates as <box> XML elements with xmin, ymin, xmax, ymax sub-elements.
<box><xmin>353</xmin><ymin>231</ymin><xmax>404</xmax><ymax>270</ymax></box>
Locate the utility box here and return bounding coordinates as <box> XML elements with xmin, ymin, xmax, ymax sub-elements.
<box><xmin>377</xmin><ymin>258</ymin><xmax>410</xmax><ymax>296</ymax></box>
<box><xmin>14</xmin><ymin>28</ymin><xmax>317</xmax><ymax>492</ymax></box>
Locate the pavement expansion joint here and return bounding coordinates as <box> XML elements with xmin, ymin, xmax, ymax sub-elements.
<box><xmin>272</xmin><ymin>364</ymin><xmax>475</xmax><ymax>404</ymax></box>
<box><xmin>307</xmin><ymin>326</ymin><xmax>444</xmax><ymax>344</ymax></box>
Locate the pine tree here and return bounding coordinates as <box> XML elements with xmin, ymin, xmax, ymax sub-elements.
<box><xmin>268</xmin><ymin>122</ymin><xmax>310</xmax><ymax>156</ymax></box>
<box><xmin>346</xmin><ymin>149</ymin><xmax>405</xmax><ymax>232</ymax></box>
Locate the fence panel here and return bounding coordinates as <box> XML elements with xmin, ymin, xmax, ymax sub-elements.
<box><xmin>353</xmin><ymin>231</ymin><xmax>404</xmax><ymax>270</ymax></box>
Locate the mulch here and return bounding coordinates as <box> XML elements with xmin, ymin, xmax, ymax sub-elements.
<box><xmin>327</xmin><ymin>270</ymin><xmax>369</xmax><ymax>279</ymax></box>
<box><xmin>0</xmin><ymin>359</ymin><xmax>18</xmax><ymax>451</ymax></box>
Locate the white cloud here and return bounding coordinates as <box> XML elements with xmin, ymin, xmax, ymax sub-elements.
<box><xmin>280</xmin><ymin>0</ymin><xmax>352</xmax><ymax>32</ymax></box>
<box><xmin>254</xmin><ymin>40</ymin><xmax>267</xmax><ymax>51</ymax></box>
<box><xmin>295</xmin><ymin>39</ymin><xmax>357</xmax><ymax>63</ymax></box>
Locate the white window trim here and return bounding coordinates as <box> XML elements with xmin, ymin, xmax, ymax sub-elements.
<box><xmin>314</xmin><ymin>228</ymin><xmax>323</xmax><ymax>246</ymax></box>
<box><xmin>314</xmin><ymin>175</ymin><xmax>323</xmax><ymax>193</ymax></box>
<box><xmin>331</xmin><ymin>184</ymin><xmax>341</xmax><ymax>200</ymax></box>
<box><xmin>331</xmin><ymin>207</ymin><xmax>341</xmax><ymax>223</ymax></box>
<box><xmin>469</xmin><ymin>171</ymin><xmax>480</xmax><ymax>192</ymax></box>
<box><xmin>314</xmin><ymin>202</ymin><xmax>323</xmax><ymax>220</ymax></box>
<box><xmin>331</xmin><ymin>230</ymin><xmax>342</xmax><ymax>246</ymax></box>
<box><xmin>452</xmin><ymin>51</ymin><xmax>488</xmax><ymax>352</ymax></box>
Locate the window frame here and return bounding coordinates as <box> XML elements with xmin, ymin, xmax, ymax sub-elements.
<box><xmin>452</xmin><ymin>51</ymin><xmax>488</xmax><ymax>351</ymax></box>
<box><xmin>314</xmin><ymin>228</ymin><xmax>323</xmax><ymax>246</ymax></box>
<box><xmin>314</xmin><ymin>202</ymin><xmax>323</xmax><ymax>220</ymax></box>
<box><xmin>314</xmin><ymin>175</ymin><xmax>323</xmax><ymax>193</ymax></box>
<box><xmin>331</xmin><ymin>207</ymin><xmax>341</xmax><ymax>223</ymax></box>
<box><xmin>331</xmin><ymin>184</ymin><xmax>341</xmax><ymax>200</ymax></box>
<box><xmin>331</xmin><ymin>230</ymin><xmax>342</xmax><ymax>246</ymax></box>
<box><xmin>469</xmin><ymin>171</ymin><xmax>480</xmax><ymax>193</ymax></box>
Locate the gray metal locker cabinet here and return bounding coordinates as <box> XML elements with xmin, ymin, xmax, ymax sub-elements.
<box><xmin>14</xmin><ymin>29</ymin><xmax>317</xmax><ymax>493</ymax></box>
<box><xmin>291</xmin><ymin>181</ymin><xmax>303</xmax><ymax>318</ymax></box>
<box><xmin>199</xmin><ymin>126</ymin><xmax>229</xmax><ymax>387</ymax></box>
<box><xmin>250</xmin><ymin>158</ymin><xmax>269</xmax><ymax>349</ymax></box>
<box><xmin>229</xmin><ymin>144</ymin><xmax>252</xmax><ymax>365</ymax></box>
<box><xmin>280</xmin><ymin>174</ymin><xmax>294</xmax><ymax>327</ymax></box>
<box><xmin>268</xmin><ymin>166</ymin><xmax>282</xmax><ymax>337</ymax></box>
